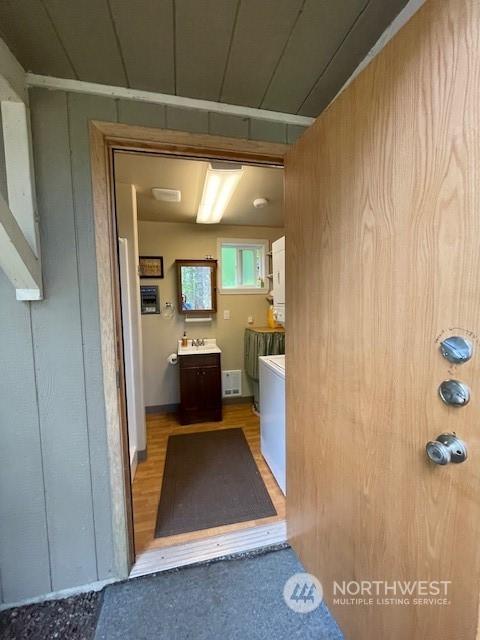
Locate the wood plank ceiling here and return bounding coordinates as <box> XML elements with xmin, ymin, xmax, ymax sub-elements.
<box><xmin>0</xmin><ymin>0</ymin><xmax>409</xmax><ymax>117</ymax></box>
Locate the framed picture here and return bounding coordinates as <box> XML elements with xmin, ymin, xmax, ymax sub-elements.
<box><xmin>139</xmin><ymin>256</ymin><xmax>164</xmax><ymax>279</ymax></box>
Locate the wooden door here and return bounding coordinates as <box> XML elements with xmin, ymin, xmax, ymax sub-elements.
<box><xmin>285</xmin><ymin>1</ymin><xmax>480</xmax><ymax>639</ymax></box>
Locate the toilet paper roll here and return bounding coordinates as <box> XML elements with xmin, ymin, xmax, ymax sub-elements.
<box><xmin>167</xmin><ymin>353</ymin><xmax>178</xmax><ymax>365</ymax></box>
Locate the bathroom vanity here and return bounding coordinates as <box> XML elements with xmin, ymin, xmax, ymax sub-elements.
<box><xmin>178</xmin><ymin>339</ymin><xmax>222</xmax><ymax>425</ymax></box>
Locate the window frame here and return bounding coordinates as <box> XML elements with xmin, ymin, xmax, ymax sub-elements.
<box><xmin>217</xmin><ymin>238</ymin><xmax>269</xmax><ymax>295</ymax></box>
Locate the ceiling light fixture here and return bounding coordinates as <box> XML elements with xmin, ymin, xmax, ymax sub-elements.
<box><xmin>196</xmin><ymin>162</ymin><xmax>243</xmax><ymax>224</ymax></box>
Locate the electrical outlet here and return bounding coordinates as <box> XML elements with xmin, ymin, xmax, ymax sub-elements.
<box><xmin>224</xmin><ymin>310</ymin><xmax>231</xmax><ymax>320</ymax></box>
<box><xmin>247</xmin><ymin>316</ymin><xmax>254</xmax><ymax>325</ymax></box>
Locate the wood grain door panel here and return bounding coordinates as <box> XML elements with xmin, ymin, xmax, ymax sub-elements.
<box><xmin>285</xmin><ymin>1</ymin><xmax>480</xmax><ymax>638</ymax></box>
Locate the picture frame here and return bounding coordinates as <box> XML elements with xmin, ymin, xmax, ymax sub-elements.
<box><xmin>139</xmin><ymin>256</ymin><xmax>164</xmax><ymax>279</ymax></box>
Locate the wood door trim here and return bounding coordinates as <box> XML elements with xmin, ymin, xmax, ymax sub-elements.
<box><xmin>89</xmin><ymin>121</ymin><xmax>286</xmax><ymax>577</ymax></box>
<box><xmin>92</xmin><ymin>121</ymin><xmax>287</xmax><ymax>165</ymax></box>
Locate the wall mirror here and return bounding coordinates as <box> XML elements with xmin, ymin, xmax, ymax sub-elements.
<box><xmin>176</xmin><ymin>259</ymin><xmax>217</xmax><ymax>315</ymax></box>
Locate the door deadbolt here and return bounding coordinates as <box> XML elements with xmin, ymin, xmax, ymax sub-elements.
<box><xmin>438</xmin><ymin>379</ymin><xmax>470</xmax><ymax>406</ymax></box>
<box><xmin>426</xmin><ymin>433</ymin><xmax>468</xmax><ymax>465</ymax></box>
<box><xmin>440</xmin><ymin>336</ymin><xmax>473</xmax><ymax>364</ymax></box>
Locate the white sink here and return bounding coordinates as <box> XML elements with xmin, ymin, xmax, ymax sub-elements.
<box><xmin>178</xmin><ymin>338</ymin><xmax>221</xmax><ymax>356</ymax></box>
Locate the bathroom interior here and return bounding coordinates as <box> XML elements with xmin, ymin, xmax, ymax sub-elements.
<box><xmin>114</xmin><ymin>150</ymin><xmax>287</xmax><ymax>557</ymax></box>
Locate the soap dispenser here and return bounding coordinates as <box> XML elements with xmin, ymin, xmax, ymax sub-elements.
<box><xmin>181</xmin><ymin>331</ymin><xmax>188</xmax><ymax>347</ymax></box>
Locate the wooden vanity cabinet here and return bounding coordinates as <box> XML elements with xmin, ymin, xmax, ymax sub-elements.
<box><xmin>179</xmin><ymin>353</ymin><xmax>222</xmax><ymax>425</ymax></box>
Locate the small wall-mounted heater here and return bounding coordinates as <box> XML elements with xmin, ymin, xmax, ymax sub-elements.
<box><xmin>222</xmin><ymin>370</ymin><xmax>242</xmax><ymax>398</ymax></box>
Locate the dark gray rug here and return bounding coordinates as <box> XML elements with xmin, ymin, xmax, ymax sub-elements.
<box><xmin>155</xmin><ymin>428</ymin><xmax>277</xmax><ymax>537</ymax></box>
<box><xmin>94</xmin><ymin>548</ymin><xmax>344</xmax><ymax>640</ymax></box>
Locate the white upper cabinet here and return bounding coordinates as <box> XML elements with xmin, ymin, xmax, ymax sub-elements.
<box><xmin>272</xmin><ymin>235</ymin><xmax>285</xmax><ymax>323</ymax></box>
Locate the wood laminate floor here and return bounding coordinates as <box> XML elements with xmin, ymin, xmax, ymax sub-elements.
<box><xmin>132</xmin><ymin>404</ymin><xmax>286</xmax><ymax>555</ymax></box>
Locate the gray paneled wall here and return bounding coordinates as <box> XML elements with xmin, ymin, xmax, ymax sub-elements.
<box><xmin>0</xmin><ymin>0</ymin><xmax>412</xmax><ymax>117</ymax></box>
<box><xmin>0</xmin><ymin>90</ymin><xmax>305</xmax><ymax>606</ymax></box>
<box><xmin>116</xmin><ymin>99</ymin><xmax>307</xmax><ymax>143</ymax></box>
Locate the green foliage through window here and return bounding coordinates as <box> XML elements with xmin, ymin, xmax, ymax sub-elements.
<box><xmin>181</xmin><ymin>265</ymin><xmax>212</xmax><ymax>310</ymax></box>
<box><xmin>220</xmin><ymin>241</ymin><xmax>266</xmax><ymax>290</ymax></box>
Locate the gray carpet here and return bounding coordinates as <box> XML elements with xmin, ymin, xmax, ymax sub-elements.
<box><xmin>94</xmin><ymin>548</ymin><xmax>343</xmax><ymax>640</ymax></box>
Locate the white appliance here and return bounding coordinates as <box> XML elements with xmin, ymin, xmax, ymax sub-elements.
<box><xmin>259</xmin><ymin>354</ymin><xmax>286</xmax><ymax>495</ymax></box>
<box><xmin>272</xmin><ymin>236</ymin><xmax>285</xmax><ymax>324</ymax></box>
<box><xmin>118</xmin><ymin>238</ymin><xmax>145</xmax><ymax>478</ymax></box>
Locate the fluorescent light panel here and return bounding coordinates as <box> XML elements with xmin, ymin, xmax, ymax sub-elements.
<box><xmin>196</xmin><ymin>163</ymin><xmax>243</xmax><ymax>224</ymax></box>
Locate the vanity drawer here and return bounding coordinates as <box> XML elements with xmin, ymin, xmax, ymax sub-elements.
<box><xmin>179</xmin><ymin>353</ymin><xmax>220</xmax><ymax>368</ymax></box>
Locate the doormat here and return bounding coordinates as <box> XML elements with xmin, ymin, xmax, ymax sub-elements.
<box><xmin>155</xmin><ymin>428</ymin><xmax>277</xmax><ymax>537</ymax></box>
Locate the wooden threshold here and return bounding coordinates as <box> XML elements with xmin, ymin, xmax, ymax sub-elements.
<box><xmin>130</xmin><ymin>520</ymin><xmax>287</xmax><ymax>578</ymax></box>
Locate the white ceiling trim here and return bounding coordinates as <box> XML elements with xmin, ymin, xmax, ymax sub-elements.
<box><xmin>25</xmin><ymin>73</ymin><xmax>315</xmax><ymax>127</ymax></box>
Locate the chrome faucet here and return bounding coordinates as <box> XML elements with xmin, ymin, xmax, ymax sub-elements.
<box><xmin>191</xmin><ymin>338</ymin><xmax>206</xmax><ymax>347</ymax></box>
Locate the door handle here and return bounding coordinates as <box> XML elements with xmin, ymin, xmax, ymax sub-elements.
<box><xmin>426</xmin><ymin>433</ymin><xmax>468</xmax><ymax>465</ymax></box>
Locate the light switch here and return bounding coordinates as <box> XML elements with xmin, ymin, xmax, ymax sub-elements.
<box><xmin>224</xmin><ymin>310</ymin><xmax>230</xmax><ymax>320</ymax></box>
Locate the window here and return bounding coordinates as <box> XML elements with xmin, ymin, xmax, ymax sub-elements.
<box><xmin>218</xmin><ymin>238</ymin><xmax>269</xmax><ymax>294</ymax></box>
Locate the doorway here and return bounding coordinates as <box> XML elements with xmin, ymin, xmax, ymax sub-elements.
<box><xmin>89</xmin><ymin>121</ymin><xmax>288</xmax><ymax>576</ymax></box>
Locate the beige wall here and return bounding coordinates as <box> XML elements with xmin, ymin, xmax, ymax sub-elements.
<box><xmin>138</xmin><ymin>221</ymin><xmax>284</xmax><ymax>406</ymax></box>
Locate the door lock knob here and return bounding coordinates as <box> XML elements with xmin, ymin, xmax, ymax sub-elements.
<box><xmin>440</xmin><ymin>336</ymin><xmax>473</xmax><ymax>364</ymax></box>
<box><xmin>426</xmin><ymin>433</ymin><xmax>468</xmax><ymax>465</ymax></box>
<box><xmin>438</xmin><ymin>379</ymin><xmax>470</xmax><ymax>407</ymax></box>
